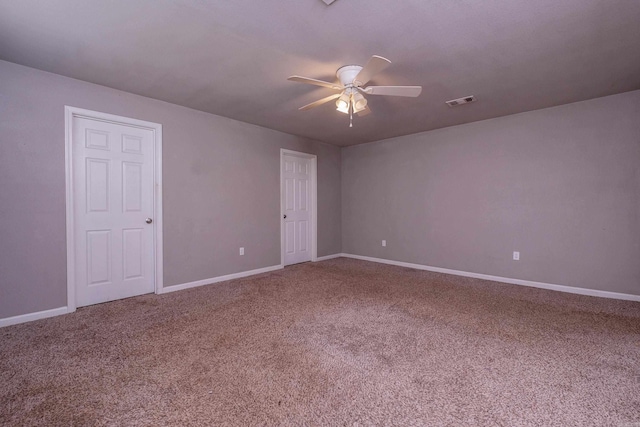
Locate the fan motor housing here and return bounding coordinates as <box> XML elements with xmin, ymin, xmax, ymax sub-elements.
<box><xmin>336</xmin><ymin>65</ymin><xmax>363</xmax><ymax>87</ymax></box>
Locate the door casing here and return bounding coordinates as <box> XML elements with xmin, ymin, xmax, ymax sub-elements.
<box><xmin>65</xmin><ymin>106</ymin><xmax>163</xmax><ymax>312</ymax></box>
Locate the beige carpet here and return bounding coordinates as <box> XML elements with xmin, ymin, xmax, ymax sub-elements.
<box><xmin>1</xmin><ymin>258</ymin><xmax>639</xmax><ymax>426</ymax></box>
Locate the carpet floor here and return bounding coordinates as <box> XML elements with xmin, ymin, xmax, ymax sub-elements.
<box><xmin>1</xmin><ymin>258</ymin><xmax>639</xmax><ymax>426</ymax></box>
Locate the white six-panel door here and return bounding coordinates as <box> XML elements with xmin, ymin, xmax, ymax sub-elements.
<box><xmin>72</xmin><ymin>116</ymin><xmax>156</xmax><ymax>307</ymax></box>
<box><xmin>282</xmin><ymin>152</ymin><xmax>313</xmax><ymax>266</ymax></box>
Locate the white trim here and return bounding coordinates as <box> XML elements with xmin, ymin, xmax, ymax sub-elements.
<box><xmin>314</xmin><ymin>253</ymin><xmax>342</xmax><ymax>262</ymax></box>
<box><xmin>0</xmin><ymin>306</ymin><xmax>71</xmax><ymax>328</ymax></box>
<box><xmin>64</xmin><ymin>106</ymin><xmax>164</xmax><ymax>310</ymax></box>
<box><xmin>159</xmin><ymin>264</ymin><xmax>283</xmax><ymax>294</ymax></box>
<box><xmin>5</xmin><ymin>254</ymin><xmax>636</xmax><ymax>328</ymax></box>
<box><xmin>64</xmin><ymin>107</ymin><xmax>76</xmax><ymax>312</ymax></box>
<box><xmin>339</xmin><ymin>253</ymin><xmax>640</xmax><ymax>302</ymax></box>
<box><xmin>280</xmin><ymin>149</ymin><xmax>318</xmax><ymax>267</ymax></box>
<box><xmin>1</xmin><ymin>262</ymin><xmax>282</xmax><ymax>327</ymax></box>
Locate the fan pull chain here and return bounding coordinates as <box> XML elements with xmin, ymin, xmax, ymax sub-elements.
<box><xmin>349</xmin><ymin>102</ymin><xmax>353</xmax><ymax>128</ymax></box>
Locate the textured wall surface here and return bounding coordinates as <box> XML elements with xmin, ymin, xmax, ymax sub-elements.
<box><xmin>0</xmin><ymin>60</ymin><xmax>341</xmax><ymax>318</ymax></box>
<box><xmin>342</xmin><ymin>90</ymin><xmax>640</xmax><ymax>295</ymax></box>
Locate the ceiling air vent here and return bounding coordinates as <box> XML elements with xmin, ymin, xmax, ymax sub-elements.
<box><xmin>446</xmin><ymin>95</ymin><xmax>476</xmax><ymax>107</ymax></box>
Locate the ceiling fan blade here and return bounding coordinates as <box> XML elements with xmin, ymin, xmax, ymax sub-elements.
<box><xmin>299</xmin><ymin>93</ymin><xmax>341</xmax><ymax>111</ymax></box>
<box><xmin>357</xmin><ymin>105</ymin><xmax>372</xmax><ymax>117</ymax></box>
<box><xmin>288</xmin><ymin>75</ymin><xmax>342</xmax><ymax>90</ymax></box>
<box><xmin>363</xmin><ymin>86</ymin><xmax>422</xmax><ymax>97</ymax></box>
<box><xmin>353</xmin><ymin>55</ymin><xmax>391</xmax><ymax>86</ymax></box>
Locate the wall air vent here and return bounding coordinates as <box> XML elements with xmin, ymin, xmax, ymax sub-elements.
<box><xmin>446</xmin><ymin>95</ymin><xmax>476</xmax><ymax>107</ymax></box>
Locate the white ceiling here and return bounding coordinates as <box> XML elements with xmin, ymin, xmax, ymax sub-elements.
<box><xmin>1</xmin><ymin>0</ymin><xmax>639</xmax><ymax>146</ymax></box>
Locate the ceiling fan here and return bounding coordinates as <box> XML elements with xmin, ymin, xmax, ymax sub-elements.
<box><xmin>288</xmin><ymin>55</ymin><xmax>422</xmax><ymax>126</ymax></box>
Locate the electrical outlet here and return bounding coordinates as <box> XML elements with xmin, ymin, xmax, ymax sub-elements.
<box><xmin>513</xmin><ymin>251</ymin><xmax>520</xmax><ymax>261</ymax></box>
<box><xmin>382</xmin><ymin>240</ymin><xmax>387</xmax><ymax>247</ymax></box>
<box><xmin>239</xmin><ymin>247</ymin><xmax>244</xmax><ymax>256</ymax></box>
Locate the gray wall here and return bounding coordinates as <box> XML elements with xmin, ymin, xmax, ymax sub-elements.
<box><xmin>0</xmin><ymin>60</ymin><xmax>342</xmax><ymax>318</ymax></box>
<box><xmin>342</xmin><ymin>90</ymin><xmax>640</xmax><ymax>296</ymax></box>
<box><xmin>2</xmin><ymin>58</ymin><xmax>639</xmax><ymax>321</ymax></box>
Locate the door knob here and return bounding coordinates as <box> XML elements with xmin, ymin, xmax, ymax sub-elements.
<box><xmin>283</xmin><ymin>214</ymin><xmax>287</xmax><ymax>219</ymax></box>
<box><xmin>145</xmin><ymin>218</ymin><xmax>153</xmax><ymax>224</ymax></box>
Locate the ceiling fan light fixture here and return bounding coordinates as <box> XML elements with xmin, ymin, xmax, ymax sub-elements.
<box><xmin>336</xmin><ymin>102</ymin><xmax>349</xmax><ymax>114</ymax></box>
<box><xmin>336</xmin><ymin>93</ymin><xmax>350</xmax><ymax>113</ymax></box>
<box><xmin>352</xmin><ymin>92</ymin><xmax>368</xmax><ymax>113</ymax></box>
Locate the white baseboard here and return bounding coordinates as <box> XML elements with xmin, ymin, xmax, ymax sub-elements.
<box><xmin>2</xmin><ymin>264</ymin><xmax>284</xmax><ymax>327</ymax></box>
<box><xmin>0</xmin><ymin>306</ymin><xmax>71</xmax><ymax>328</ymax></box>
<box><xmin>159</xmin><ymin>264</ymin><xmax>283</xmax><ymax>294</ymax></box>
<box><xmin>314</xmin><ymin>253</ymin><xmax>342</xmax><ymax>262</ymax></box>
<box><xmin>339</xmin><ymin>253</ymin><xmax>640</xmax><ymax>302</ymax></box>
<box><xmin>4</xmin><ymin>255</ymin><xmax>636</xmax><ymax>328</ymax></box>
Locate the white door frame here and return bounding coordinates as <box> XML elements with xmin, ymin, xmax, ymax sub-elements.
<box><xmin>64</xmin><ymin>106</ymin><xmax>163</xmax><ymax>312</ymax></box>
<box><xmin>280</xmin><ymin>149</ymin><xmax>318</xmax><ymax>266</ymax></box>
